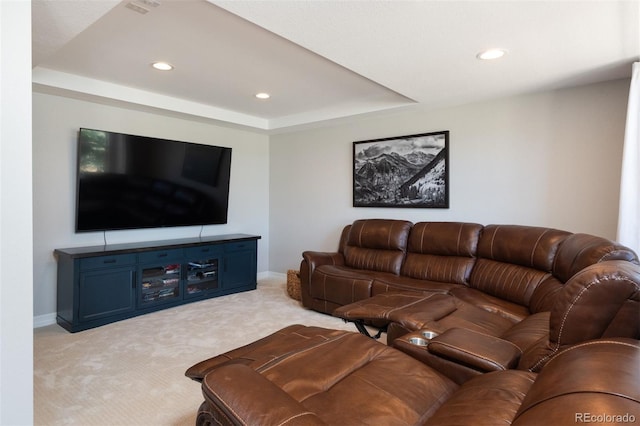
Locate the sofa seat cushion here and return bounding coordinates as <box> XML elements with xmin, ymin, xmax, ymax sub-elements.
<box><xmin>387</xmin><ymin>294</ymin><xmax>517</xmax><ymax>337</ymax></box>
<box><xmin>425</xmin><ymin>370</ymin><xmax>536</xmax><ymax>426</ymax></box>
<box><xmin>449</xmin><ymin>286</ymin><xmax>530</xmax><ymax>323</ymax></box>
<box><xmin>371</xmin><ymin>274</ymin><xmax>464</xmax><ymax>295</ymax></box>
<box><xmin>336</xmin><ymin>291</ymin><xmax>518</xmax><ymax>338</ymax></box>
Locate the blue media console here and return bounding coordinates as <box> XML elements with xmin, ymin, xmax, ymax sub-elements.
<box><xmin>55</xmin><ymin>234</ymin><xmax>260</xmax><ymax>332</ymax></box>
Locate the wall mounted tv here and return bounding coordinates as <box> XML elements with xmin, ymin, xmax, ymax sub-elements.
<box><xmin>75</xmin><ymin>128</ymin><xmax>232</xmax><ymax>232</ymax></box>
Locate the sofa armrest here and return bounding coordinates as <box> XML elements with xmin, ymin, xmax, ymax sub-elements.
<box><xmin>428</xmin><ymin>328</ymin><xmax>522</xmax><ymax>372</ymax></box>
<box><xmin>299</xmin><ymin>251</ymin><xmax>345</xmax><ymax>306</ymax></box>
<box><xmin>521</xmin><ymin>261</ymin><xmax>640</xmax><ymax>372</ymax></box>
<box><xmin>550</xmin><ymin>260</ymin><xmax>640</xmax><ymax>346</ymax></box>
<box><xmin>201</xmin><ymin>363</ymin><xmax>325</xmax><ymax>426</ymax></box>
<box><xmin>301</xmin><ymin>251</ymin><xmax>345</xmax><ymax>274</ymax></box>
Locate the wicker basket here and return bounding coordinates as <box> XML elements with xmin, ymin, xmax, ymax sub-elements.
<box><xmin>286</xmin><ymin>269</ymin><xmax>302</xmax><ymax>301</ymax></box>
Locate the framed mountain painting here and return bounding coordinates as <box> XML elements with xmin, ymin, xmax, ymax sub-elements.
<box><xmin>353</xmin><ymin>131</ymin><xmax>449</xmax><ymax>208</ymax></box>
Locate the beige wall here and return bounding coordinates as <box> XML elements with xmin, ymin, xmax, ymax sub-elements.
<box><xmin>269</xmin><ymin>79</ymin><xmax>630</xmax><ymax>273</ymax></box>
<box><xmin>32</xmin><ymin>93</ymin><xmax>270</xmax><ymax>320</ymax></box>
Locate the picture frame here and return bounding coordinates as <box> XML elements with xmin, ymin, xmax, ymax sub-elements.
<box><xmin>353</xmin><ymin>130</ymin><xmax>449</xmax><ymax>208</ymax></box>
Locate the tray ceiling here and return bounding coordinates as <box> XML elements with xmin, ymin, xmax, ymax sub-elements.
<box><xmin>32</xmin><ymin>0</ymin><xmax>640</xmax><ymax>132</ymax></box>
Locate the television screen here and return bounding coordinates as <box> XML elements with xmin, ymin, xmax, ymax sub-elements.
<box><xmin>75</xmin><ymin>128</ymin><xmax>232</xmax><ymax>232</ymax></box>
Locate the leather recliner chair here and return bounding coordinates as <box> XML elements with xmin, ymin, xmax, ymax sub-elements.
<box><xmin>186</xmin><ymin>325</ymin><xmax>640</xmax><ymax>426</ymax></box>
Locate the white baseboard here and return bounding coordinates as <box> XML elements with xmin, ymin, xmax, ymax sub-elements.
<box><xmin>34</xmin><ymin>271</ymin><xmax>287</xmax><ymax>329</ymax></box>
<box><xmin>260</xmin><ymin>270</ymin><xmax>286</xmax><ymax>280</ymax></box>
<box><xmin>34</xmin><ymin>313</ymin><xmax>57</xmax><ymax>328</ymax></box>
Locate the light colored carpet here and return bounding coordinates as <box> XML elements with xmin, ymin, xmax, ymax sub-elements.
<box><xmin>34</xmin><ymin>277</ymin><xmax>375</xmax><ymax>426</ymax></box>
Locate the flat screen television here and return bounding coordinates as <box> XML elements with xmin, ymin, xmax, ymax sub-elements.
<box><xmin>75</xmin><ymin>128</ymin><xmax>232</xmax><ymax>232</ymax></box>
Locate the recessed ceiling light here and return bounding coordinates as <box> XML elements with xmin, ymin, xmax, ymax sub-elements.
<box><xmin>255</xmin><ymin>92</ymin><xmax>271</xmax><ymax>100</ymax></box>
<box><xmin>476</xmin><ymin>49</ymin><xmax>507</xmax><ymax>60</ymax></box>
<box><xmin>152</xmin><ymin>61</ymin><xmax>173</xmax><ymax>71</ymax></box>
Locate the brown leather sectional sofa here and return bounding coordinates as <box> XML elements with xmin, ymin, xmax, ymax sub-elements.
<box><xmin>300</xmin><ymin>219</ymin><xmax>640</xmax><ymax>376</ymax></box>
<box><xmin>187</xmin><ymin>325</ymin><xmax>640</xmax><ymax>425</ymax></box>
<box><xmin>185</xmin><ymin>219</ymin><xmax>640</xmax><ymax>425</ymax></box>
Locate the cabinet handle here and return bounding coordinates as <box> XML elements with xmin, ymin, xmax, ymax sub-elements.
<box><xmin>158</xmin><ymin>253</ymin><xmax>168</xmax><ymax>258</ymax></box>
<box><xmin>104</xmin><ymin>259</ymin><xmax>117</xmax><ymax>264</ymax></box>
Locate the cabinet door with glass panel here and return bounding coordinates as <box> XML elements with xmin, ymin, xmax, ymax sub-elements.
<box><xmin>185</xmin><ymin>245</ymin><xmax>222</xmax><ymax>299</ymax></box>
<box><xmin>138</xmin><ymin>249</ymin><xmax>183</xmax><ymax>308</ymax></box>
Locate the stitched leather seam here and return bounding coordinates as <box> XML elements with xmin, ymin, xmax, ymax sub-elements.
<box><xmin>316</xmin><ymin>268</ymin><xmax>370</xmax><ymax>281</ymax></box>
<box><xmin>531</xmin><ymin>280</ymin><xmax>599</xmax><ymax>371</ymax></box>
<box><xmin>252</xmin><ymin>333</ymin><xmax>344</xmax><ymax>371</ymax></box>
<box><xmin>420</xmin><ymin>223</ymin><xmax>427</xmax><ymax>254</ymax></box>
<box><xmin>351</xmin><ymin>278</ymin><xmax>355</xmax><ymax>302</ymax></box>
<box><xmin>530</xmin><ymin>345</ymin><xmax>557</xmax><ymax>372</ymax></box>
<box><xmin>385</xmin><ymin>296</ymin><xmax>432</xmax><ymax>315</ymax></box>
<box><xmin>258</xmin><ymin>333</ymin><xmax>352</xmax><ymax>373</ymax></box>
<box><xmin>598</xmin><ymin>249</ymin><xmax>632</xmax><ymax>263</ymax></box>
<box><xmin>205</xmin><ymin>384</ymin><xmax>318</xmax><ymax>426</ymax></box>
<box><xmin>321</xmin><ymin>275</ymin><xmax>327</xmax><ymax>300</ymax></box>
<box><xmin>550</xmin><ymin>339</ymin><xmax>639</xmax><ymax>363</ymax></box>
<box><xmin>278</xmin><ymin>412</ymin><xmax>319</xmax><ymax>426</ymax></box>
<box><xmin>556</xmin><ymin>275</ymin><xmax>637</xmax><ymax>345</ymax></box>
<box><xmin>490</xmin><ymin>226</ymin><xmax>498</xmax><ymax>259</ymax></box>
<box><xmin>531</xmin><ymin>230</ymin><xmax>548</xmax><ymax>268</ymax></box>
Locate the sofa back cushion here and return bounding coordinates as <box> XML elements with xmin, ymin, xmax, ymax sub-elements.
<box><xmin>469</xmin><ymin>225</ymin><xmax>570</xmax><ymax>308</ymax></box>
<box><xmin>343</xmin><ymin>219</ymin><xmax>412</xmax><ymax>274</ymax></box>
<box><xmin>401</xmin><ymin>222</ymin><xmax>482</xmax><ymax>284</ymax></box>
<box><xmin>530</xmin><ymin>233</ymin><xmax>639</xmax><ymax>312</ymax></box>
<box><xmin>552</xmin><ymin>233</ymin><xmax>639</xmax><ymax>282</ymax></box>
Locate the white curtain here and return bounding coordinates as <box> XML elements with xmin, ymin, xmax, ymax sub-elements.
<box><xmin>617</xmin><ymin>62</ymin><xmax>640</xmax><ymax>253</ymax></box>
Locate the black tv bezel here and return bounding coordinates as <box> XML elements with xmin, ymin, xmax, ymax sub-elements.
<box><xmin>74</xmin><ymin>128</ymin><xmax>232</xmax><ymax>233</ymax></box>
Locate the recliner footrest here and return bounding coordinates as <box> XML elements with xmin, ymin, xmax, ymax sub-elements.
<box><xmin>333</xmin><ymin>291</ymin><xmax>444</xmax><ymax>322</ymax></box>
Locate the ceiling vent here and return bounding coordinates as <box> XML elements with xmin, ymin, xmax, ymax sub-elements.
<box><xmin>125</xmin><ymin>0</ymin><xmax>159</xmax><ymax>15</ymax></box>
<box><xmin>125</xmin><ymin>2</ymin><xmax>150</xmax><ymax>14</ymax></box>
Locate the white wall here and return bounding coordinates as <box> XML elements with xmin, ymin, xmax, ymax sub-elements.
<box><xmin>1</xmin><ymin>1</ymin><xmax>33</xmax><ymax>423</ymax></box>
<box><xmin>269</xmin><ymin>79</ymin><xmax>630</xmax><ymax>273</ymax></box>
<box><xmin>33</xmin><ymin>78</ymin><xmax>631</xmax><ymax>319</ymax></box>
<box><xmin>32</xmin><ymin>93</ymin><xmax>270</xmax><ymax>320</ymax></box>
